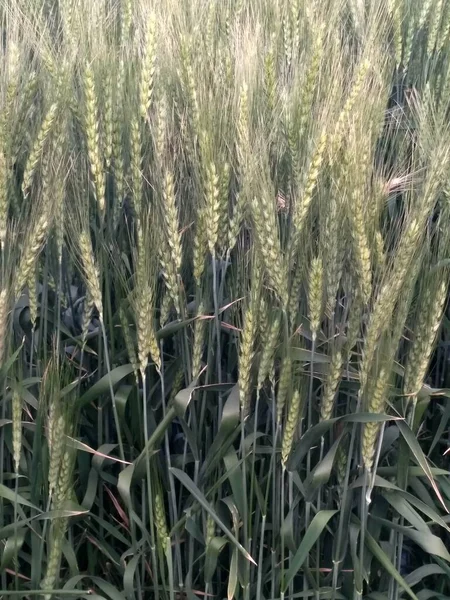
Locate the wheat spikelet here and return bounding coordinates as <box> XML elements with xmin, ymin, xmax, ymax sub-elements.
<box><xmin>83</xmin><ymin>62</ymin><xmax>105</xmax><ymax>215</ymax></box>
<box><xmin>28</xmin><ymin>273</ymin><xmax>37</xmax><ymax>327</ymax></box>
<box><xmin>5</xmin><ymin>38</ymin><xmax>19</xmax><ymax>124</ymax></box>
<box><xmin>346</xmin><ymin>289</ymin><xmax>362</xmax><ymax>356</ymax></box>
<box><xmin>12</xmin><ymin>390</ymin><xmax>22</xmax><ymax>474</ymax></box>
<box><xmin>418</xmin><ymin>0</ymin><xmax>433</xmax><ymax>30</ymax></box>
<box><xmin>103</xmin><ymin>68</ymin><xmax>114</xmax><ymax>169</ymax></box>
<box><xmin>16</xmin><ymin>209</ymin><xmax>51</xmax><ymax>298</ymax></box>
<box><xmin>403</xmin><ymin>6</ymin><xmax>416</xmax><ymax>68</ymax></box>
<box><xmin>193</xmin><ymin>208</ymin><xmax>208</xmax><ymax>284</ymax></box>
<box><xmin>428</xmin><ymin>0</ymin><xmax>444</xmax><ymax>54</ymax></box>
<box><xmin>277</xmin><ymin>358</ymin><xmax>292</xmax><ymax>424</ymax></box>
<box><xmin>438</xmin><ymin>0</ymin><xmax>450</xmax><ymax>52</ymax></box>
<box><xmin>291</xmin><ymin>0</ymin><xmax>300</xmax><ymax>55</ymax></box>
<box><xmin>308</xmin><ymin>256</ymin><xmax>323</xmax><ymax>341</ymax></box>
<box><xmin>54</xmin><ymin>448</ymin><xmax>73</xmax><ymax>509</ymax></box>
<box><xmin>136</xmin><ymin>282</ymin><xmax>161</xmax><ymax>375</ymax></box>
<box><xmin>10</xmin><ymin>70</ymin><xmax>39</xmax><ymax>164</ymax></box>
<box><xmin>192</xmin><ymin>303</ymin><xmax>207</xmax><ymax>379</ymax></box>
<box><xmin>0</xmin><ymin>289</ymin><xmax>9</xmax><ymax>367</ymax></box>
<box><xmin>403</xmin><ymin>278</ymin><xmax>447</xmax><ymax>405</ymax></box>
<box><xmin>180</xmin><ymin>39</ymin><xmax>200</xmax><ymax>137</ymax></box>
<box><xmin>320</xmin><ymin>349</ymin><xmax>343</xmax><ymax>421</ymax></box>
<box><xmin>390</xmin><ymin>0</ymin><xmax>403</xmax><ymax>66</ymax></box>
<box><xmin>154</xmin><ymin>487</ymin><xmax>169</xmax><ymax>552</ymax></box>
<box><xmin>48</xmin><ymin>413</ymin><xmax>65</xmax><ymax>497</ymax></box>
<box><xmin>217</xmin><ymin>162</ymin><xmax>231</xmax><ymax>252</ymax></box>
<box><xmin>121</xmin><ymin>0</ymin><xmax>133</xmax><ymax>47</ymax></box>
<box><xmin>119</xmin><ymin>307</ymin><xmax>139</xmax><ymax>382</ymax></box>
<box><xmin>130</xmin><ymin>114</ymin><xmax>142</xmax><ymax>218</ymax></box>
<box><xmin>348</xmin><ymin>187</ymin><xmax>372</xmax><ymax>305</ymax></box>
<box><xmin>239</xmin><ymin>304</ymin><xmax>255</xmax><ymax>416</ymax></box>
<box><xmin>335</xmin><ymin>442</ymin><xmax>348</xmax><ymax>492</ymax></box>
<box><xmin>169</xmin><ymin>369</ymin><xmax>185</xmax><ymax>404</ymax></box>
<box><xmin>298</xmin><ymin>22</ymin><xmax>325</xmax><ymax>139</ymax></box>
<box><xmin>281</xmin><ymin>389</ymin><xmax>302</xmax><ymax>466</ymax></box>
<box><xmin>154</xmin><ymin>93</ymin><xmax>168</xmax><ymax>161</ymax></box>
<box><xmin>112</xmin><ymin>59</ymin><xmax>125</xmax><ymax>227</ymax></box>
<box><xmin>140</xmin><ymin>13</ymin><xmax>157</xmax><ymax>120</ymax></box>
<box><xmin>78</xmin><ymin>230</ymin><xmax>103</xmax><ymax>320</ymax></box>
<box><xmin>324</xmin><ymin>193</ymin><xmax>344</xmax><ymax>315</ymax></box>
<box><xmin>362</xmin><ymin>367</ymin><xmax>389</xmax><ymax>472</ymax></box>
<box><xmin>204</xmin><ymin>162</ymin><xmax>220</xmax><ymax>255</ymax></box>
<box><xmin>41</xmin><ymin>518</ymin><xmax>67</xmax><ymax>599</ymax></box>
<box><xmin>22</xmin><ymin>102</ymin><xmax>58</xmax><ymax>198</ymax></box>
<box><xmin>228</xmin><ymin>193</ymin><xmax>244</xmax><ymax>252</ymax></box>
<box><xmin>333</xmin><ymin>59</ymin><xmax>370</xmax><ymax>155</ymax></box>
<box><xmin>257</xmin><ymin>314</ymin><xmax>281</xmax><ymax>389</ymax></box>
<box><xmin>264</xmin><ymin>34</ymin><xmax>277</xmax><ymax>116</ymax></box>
<box><xmin>80</xmin><ymin>295</ymin><xmax>93</xmax><ymax>345</ymax></box>
<box><xmin>205</xmin><ymin>0</ymin><xmax>216</xmax><ymax>58</ymax></box>
<box><xmin>205</xmin><ymin>513</ymin><xmax>216</xmax><ymax>546</ymax></box>
<box><xmin>251</xmin><ymin>195</ymin><xmax>288</xmax><ymax>305</ymax></box>
<box><xmin>159</xmin><ymin>288</ymin><xmax>172</xmax><ymax>326</ymax></box>
<box><xmin>293</xmin><ymin>131</ymin><xmax>327</xmax><ymax>237</ymax></box>
<box><xmin>159</xmin><ymin>170</ymin><xmax>182</xmax><ymax>311</ymax></box>
<box><xmin>237</xmin><ymin>83</ymin><xmax>250</xmax><ymax>169</ymax></box>
<box><xmin>283</xmin><ymin>5</ymin><xmax>293</xmax><ymax>68</ymax></box>
<box><xmin>360</xmin><ymin>218</ymin><xmax>422</xmax><ymax>391</ymax></box>
<box><xmin>0</xmin><ymin>150</ymin><xmax>8</xmax><ymax>247</ymax></box>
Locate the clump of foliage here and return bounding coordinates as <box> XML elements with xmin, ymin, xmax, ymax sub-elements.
<box><xmin>1</xmin><ymin>0</ymin><xmax>450</xmax><ymax>598</ymax></box>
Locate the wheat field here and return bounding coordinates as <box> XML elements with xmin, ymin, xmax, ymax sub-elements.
<box><xmin>1</xmin><ymin>0</ymin><xmax>450</xmax><ymax>598</ymax></box>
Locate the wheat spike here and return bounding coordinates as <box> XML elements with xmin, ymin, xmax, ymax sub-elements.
<box><xmin>12</xmin><ymin>389</ymin><xmax>22</xmax><ymax>473</ymax></box>
<box><xmin>404</xmin><ymin>278</ymin><xmax>447</xmax><ymax>406</ymax></box>
<box><xmin>277</xmin><ymin>358</ymin><xmax>292</xmax><ymax>424</ymax></box>
<box><xmin>239</xmin><ymin>304</ymin><xmax>256</xmax><ymax>416</ymax></box>
<box><xmin>192</xmin><ymin>303</ymin><xmax>207</xmax><ymax>379</ymax></box>
<box><xmin>83</xmin><ymin>62</ymin><xmax>105</xmax><ymax>215</ymax></box>
<box><xmin>257</xmin><ymin>314</ymin><xmax>281</xmax><ymax>389</ymax></box>
<box><xmin>320</xmin><ymin>349</ymin><xmax>343</xmax><ymax>421</ymax></box>
<box><xmin>140</xmin><ymin>13</ymin><xmax>157</xmax><ymax>120</ymax></box>
<box><xmin>308</xmin><ymin>256</ymin><xmax>324</xmax><ymax>341</ymax></box>
<box><xmin>362</xmin><ymin>367</ymin><xmax>390</xmax><ymax>472</ymax></box>
<box><xmin>282</xmin><ymin>389</ymin><xmax>302</xmax><ymax>466</ymax></box>
<box><xmin>78</xmin><ymin>230</ymin><xmax>103</xmax><ymax>320</ymax></box>
<box><xmin>22</xmin><ymin>102</ymin><xmax>58</xmax><ymax>198</ymax></box>
<box><xmin>294</xmin><ymin>131</ymin><xmax>327</xmax><ymax>237</ymax></box>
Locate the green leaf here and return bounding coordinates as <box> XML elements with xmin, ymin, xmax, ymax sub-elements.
<box><xmin>342</xmin><ymin>413</ymin><xmax>399</xmax><ymax>423</ymax></box>
<box><xmin>383</xmin><ymin>490</ymin><xmax>450</xmax><ymax>534</ymax></box>
<box><xmin>123</xmin><ymin>553</ymin><xmax>141</xmax><ymax>600</ymax></box>
<box><xmin>304</xmin><ymin>436</ymin><xmax>341</xmax><ymax>501</ymax></box>
<box><xmin>64</xmin><ymin>575</ymin><xmax>126</xmax><ymax>600</ymax></box>
<box><xmin>371</xmin><ymin>517</ymin><xmax>450</xmax><ymax>562</ymax></box>
<box><xmin>429</xmin><ymin>398</ymin><xmax>450</xmax><ymax>455</ymax></box>
<box><xmin>223</xmin><ymin>450</ymin><xmax>245</xmax><ymax>518</ymax></box>
<box><xmin>362</xmin><ymin>525</ymin><xmax>419</xmax><ymax>600</ymax></box>
<box><xmin>404</xmin><ymin>565</ymin><xmax>446</xmax><ymax>587</ymax></box>
<box><xmin>227</xmin><ymin>548</ymin><xmax>239</xmax><ymax>600</ymax></box>
<box><xmin>157</xmin><ymin>317</ymin><xmax>195</xmax><ymax>340</ymax></box>
<box><xmin>204</xmin><ymin>537</ymin><xmax>228</xmax><ymax>582</ymax></box>
<box><xmin>0</xmin><ymin>529</ymin><xmax>26</xmax><ymax>572</ymax></box>
<box><xmin>282</xmin><ymin>510</ymin><xmax>336</xmax><ymax>592</ymax></box>
<box><xmin>291</xmin><ymin>347</ymin><xmax>331</xmax><ymax>363</ymax></box>
<box><xmin>0</xmin><ymin>483</ymin><xmax>41</xmax><ymax>512</ymax></box>
<box><xmin>396</xmin><ymin>420</ymin><xmax>447</xmax><ymax>512</ymax></box>
<box><xmin>170</xmin><ymin>467</ymin><xmax>256</xmax><ymax>565</ymax></box>
<box><xmin>202</xmin><ymin>384</ymin><xmax>241</xmax><ymax>478</ymax></box>
<box><xmin>77</xmin><ymin>364</ymin><xmax>134</xmax><ymax>409</ymax></box>
<box><xmin>287</xmin><ymin>418</ymin><xmax>338</xmax><ymax>471</ymax></box>
<box><xmin>173</xmin><ymin>380</ymin><xmax>196</xmax><ymax>418</ymax></box>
